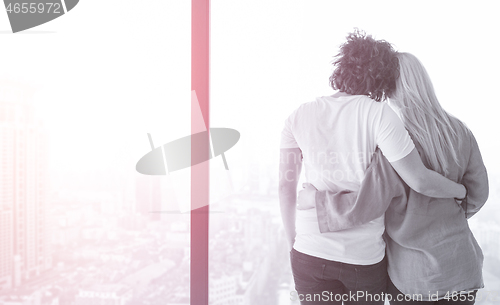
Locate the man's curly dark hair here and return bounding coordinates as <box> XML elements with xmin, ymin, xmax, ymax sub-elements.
<box><xmin>329</xmin><ymin>29</ymin><xmax>399</xmax><ymax>102</ymax></box>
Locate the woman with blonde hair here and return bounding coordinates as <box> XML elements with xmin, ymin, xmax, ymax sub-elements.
<box><xmin>384</xmin><ymin>52</ymin><xmax>488</xmax><ymax>304</ymax></box>
<box><xmin>297</xmin><ymin>52</ymin><xmax>488</xmax><ymax>304</ymax></box>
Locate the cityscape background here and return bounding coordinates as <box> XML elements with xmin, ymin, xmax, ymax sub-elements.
<box><xmin>0</xmin><ymin>1</ymin><xmax>499</xmax><ymax>304</ymax></box>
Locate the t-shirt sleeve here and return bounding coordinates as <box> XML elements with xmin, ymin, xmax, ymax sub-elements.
<box><xmin>375</xmin><ymin>104</ymin><xmax>415</xmax><ymax>162</ymax></box>
<box><xmin>280</xmin><ymin>109</ymin><xmax>299</xmax><ymax>149</ymax></box>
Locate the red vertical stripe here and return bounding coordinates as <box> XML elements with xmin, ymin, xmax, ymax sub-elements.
<box><xmin>191</xmin><ymin>0</ymin><xmax>210</xmax><ymax>305</ymax></box>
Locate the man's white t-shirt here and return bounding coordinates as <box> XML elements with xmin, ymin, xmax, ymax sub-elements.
<box><xmin>280</xmin><ymin>94</ymin><xmax>414</xmax><ymax>265</ymax></box>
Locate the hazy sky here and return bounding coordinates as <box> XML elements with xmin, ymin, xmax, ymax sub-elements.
<box><xmin>0</xmin><ymin>0</ymin><xmax>498</xmax><ymax>182</ymax></box>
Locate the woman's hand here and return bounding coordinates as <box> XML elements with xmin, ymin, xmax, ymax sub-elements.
<box><xmin>297</xmin><ymin>183</ymin><xmax>318</xmax><ymax>210</ymax></box>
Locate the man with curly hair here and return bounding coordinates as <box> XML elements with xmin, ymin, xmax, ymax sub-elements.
<box><xmin>279</xmin><ymin>30</ymin><xmax>466</xmax><ymax>304</ymax></box>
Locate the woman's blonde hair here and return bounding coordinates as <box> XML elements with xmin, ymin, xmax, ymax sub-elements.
<box><xmin>390</xmin><ymin>52</ymin><xmax>467</xmax><ymax>176</ymax></box>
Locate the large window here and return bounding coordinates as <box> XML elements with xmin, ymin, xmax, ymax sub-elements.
<box><xmin>0</xmin><ymin>1</ymin><xmax>498</xmax><ymax>304</ymax></box>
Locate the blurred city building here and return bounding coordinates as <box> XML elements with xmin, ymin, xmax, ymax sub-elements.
<box><xmin>135</xmin><ymin>176</ymin><xmax>161</xmax><ymax>221</ymax></box>
<box><xmin>0</xmin><ymin>81</ymin><xmax>51</xmax><ymax>289</ymax></box>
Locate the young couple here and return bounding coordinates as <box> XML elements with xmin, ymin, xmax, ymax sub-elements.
<box><xmin>279</xmin><ymin>30</ymin><xmax>488</xmax><ymax>305</ymax></box>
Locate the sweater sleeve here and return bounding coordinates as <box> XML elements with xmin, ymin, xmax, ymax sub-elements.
<box><xmin>462</xmin><ymin>131</ymin><xmax>489</xmax><ymax>218</ymax></box>
<box><xmin>314</xmin><ymin>149</ymin><xmax>405</xmax><ymax>232</ymax></box>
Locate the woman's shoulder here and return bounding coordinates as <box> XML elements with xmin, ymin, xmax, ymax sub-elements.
<box><xmin>448</xmin><ymin>115</ymin><xmax>475</xmax><ymax>149</ymax></box>
<box><xmin>447</xmin><ymin>115</ymin><xmax>485</xmax><ymax>174</ymax></box>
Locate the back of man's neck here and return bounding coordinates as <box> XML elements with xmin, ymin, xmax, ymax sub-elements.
<box><xmin>332</xmin><ymin>91</ymin><xmax>352</xmax><ymax>98</ymax></box>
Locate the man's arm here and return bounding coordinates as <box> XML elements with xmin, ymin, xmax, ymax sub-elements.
<box><xmin>389</xmin><ymin>148</ymin><xmax>466</xmax><ymax>198</ymax></box>
<box><xmin>376</xmin><ymin>103</ymin><xmax>465</xmax><ymax>198</ymax></box>
<box><xmin>279</xmin><ymin>148</ymin><xmax>302</xmax><ymax>252</ymax></box>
